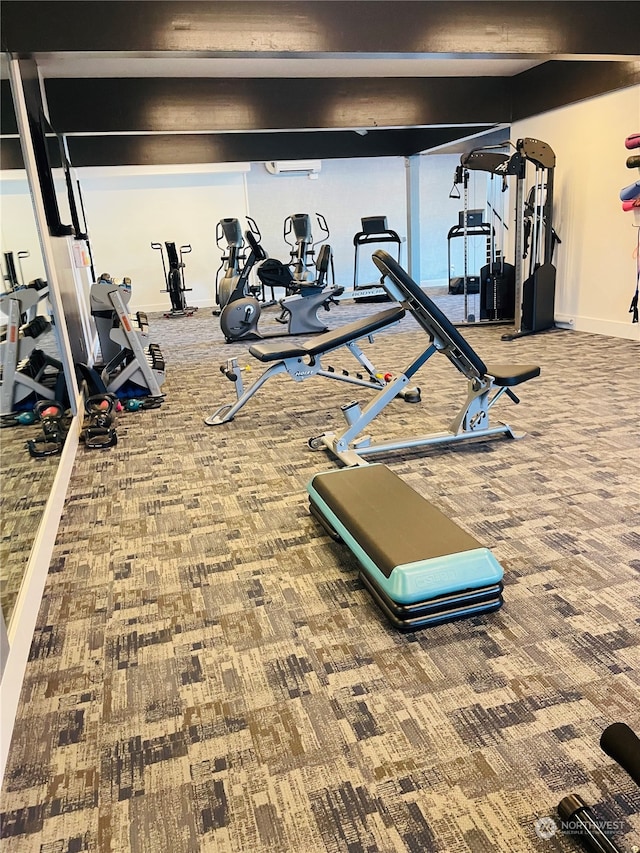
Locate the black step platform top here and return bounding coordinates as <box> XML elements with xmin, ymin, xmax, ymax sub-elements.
<box><xmin>310</xmin><ymin>464</ymin><xmax>482</xmax><ymax>580</ymax></box>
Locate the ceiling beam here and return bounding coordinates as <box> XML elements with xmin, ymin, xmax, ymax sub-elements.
<box><xmin>64</xmin><ymin>127</ymin><xmax>492</xmax><ymax>168</ymax></box>
<box><xmin>2</xmin><ymin>2</ymin><xmax>640</xmax><ymax>58</ymax></box>
<box><xmin>2</xmin><ymin>127</ymin><xmax>501</xmax><ymax>171</ymax></box>
<box><xmin>2</xmin><ymin>3</ymin><xmax>637</xmax><ymax>168</ymax></box>
<box><xmin>511</xmin><ymin>60</ymin><xmax>640</xmax><ymax>121</ymax></box>
<box><xmin>42</xmin><ymin>77</ymin><xmax>510</xmax><ymax>134</ymax></box>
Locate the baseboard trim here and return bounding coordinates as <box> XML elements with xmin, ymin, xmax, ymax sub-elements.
<box><xmin>0</xmin><ymin>400</ymin><xmax>80</xmax><ymax>786</ymax></box>
<box><xmin>555</xmin><ymin>313</ymin><xmax>640</xmax><ymax>340</ymax></box>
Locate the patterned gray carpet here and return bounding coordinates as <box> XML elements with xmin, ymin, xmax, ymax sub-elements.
<box><xmin>1</xmin><ymin>327</ymin><xmax>67</xmax><ymax>627</ymax></box>
<box><xmin>1</xmin><ymin>295</ymin><xmax>639</xmax><ymax>852</ymax></box>
<box><xmin>0</xmin><ymin>421</ymin><xmax>60</xmax><ymax>626</ymax></box>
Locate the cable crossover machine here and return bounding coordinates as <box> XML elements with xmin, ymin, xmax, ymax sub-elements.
<box><xmin>447</xmin><ymin>162</ymin><xmax>515</xmax><ymax>325</ymax></box>
<box><xmin>459</xmin><ymin>137</ymin><xmax>561</xmax><ymax>340</ymax></box>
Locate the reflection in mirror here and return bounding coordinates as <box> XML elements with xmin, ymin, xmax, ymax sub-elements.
<box><xmin>429</xmin><ymin>147</ymin><xmax>515</xmax><ymax>328</ymax></box>
<box><xmin>0</xmin><ymin>78</ymin><xmax>69</xmax><ymax>632</ymax></box>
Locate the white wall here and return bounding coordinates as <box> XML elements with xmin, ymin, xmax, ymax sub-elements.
<box><xmin>76</xmin><ymin>157</ymin><xmax>411</xmax><ymax>311</ymax></box>
<box><xmin>77</xmin><ymin>166</ymin><xmax>250</xmax><ymax>312</ymax></box>
<box><xmin>72</xmin><ymin>155</ymin><xmax>460</xmax><ymax>307</ymax></box>
<box><xmin>512</xmin><ymin>85</ymin><xmax>640</xmax><ymax>340</ymax></box>
<box><xmin>246</xmin><ymin>155</ymin><xmax>487</xmax><ymax>289</ymax></box>
<box><xmin>245</xmin><ymin>157</ymin><xmax>407</xmax><ymax>288</ymax></box>
<box><xmin>0</xmin><ymin>174</ymin><xmax>47</xmax><ymax>286</ymax></box>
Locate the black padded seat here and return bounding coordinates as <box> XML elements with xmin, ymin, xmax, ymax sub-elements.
<box><xmin>248</xmin><ymin>340</ymin><xmax>308</xmax><ymax>361</ymax></box>
<box><xmin>248</xmin><ymin>305</ymin><xmax>405</xmax><ymax>363</ymax></box>
<box><xmin>371</xmin><ymin>250</ymin><xmax>541</xmax><ymax>389</ymax></box>
<box><xmin>303</xmin><ymin>306</ymin><xmax>404</xmax><ymax>355</ymax></box>
<box><xmin>485</xmin><ymin>363</ymin><xmax>541</xmax><ymax>386</ymax></box>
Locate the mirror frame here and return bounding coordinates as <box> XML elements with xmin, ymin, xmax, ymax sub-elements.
<box><xmin>1</xmin><ymin>55</ymin><xmax>84</xmax><ymax>785</ymax></box>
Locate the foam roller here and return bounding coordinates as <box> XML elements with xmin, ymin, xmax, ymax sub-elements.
<box><xmin>625</xmin><ymin>133</ymin><xmax>640</xmax><ymax>150</ymax></box>
<box><xmin>619</xmin><ymin>180</ymin><xmax>640</xmax><ymax>201</ymax></box>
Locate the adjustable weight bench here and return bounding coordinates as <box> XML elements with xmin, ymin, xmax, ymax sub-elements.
<box><xmin>307</xmin><ymin>464</ymin><xmax>504</xmax><ymax>631</ymax></box>
<box><xmin>205</xmin><ymin>305</ymin><xmax>420</xmax><ymax>425</ymax></box>
<box><xmin>311</xmin><ymin>250</ymin><xmax>541</xmax><ymax>466</ymax></box>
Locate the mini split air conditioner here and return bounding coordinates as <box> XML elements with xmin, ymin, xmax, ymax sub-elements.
<box><xmin>264</xmin><ymin>160</ymin><xmax>322</xmax><ymax>178</ymax></box>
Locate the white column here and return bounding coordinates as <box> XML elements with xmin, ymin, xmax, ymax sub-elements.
<box><xmin>405</xmin><ymin>155</ymin><xmax>421</xmax><ymax>281</ymax></box>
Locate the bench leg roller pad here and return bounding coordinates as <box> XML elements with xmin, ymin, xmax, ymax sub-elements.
<box><xmin>307</xmin><ymin>464</ymin><xmax>504</xmax><ymax>631</ymax></box>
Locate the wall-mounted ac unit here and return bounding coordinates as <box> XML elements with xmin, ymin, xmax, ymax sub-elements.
<box><xmin>264</xmin><ymin>160</ymin><xmax>322</xmax><ymax>177</ymax></box>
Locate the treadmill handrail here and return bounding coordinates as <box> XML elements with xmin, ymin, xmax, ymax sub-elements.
<box><xmin>353</xmin><ymin>229</ymin><xmax>402</xmax><ymax>247</ymax></box>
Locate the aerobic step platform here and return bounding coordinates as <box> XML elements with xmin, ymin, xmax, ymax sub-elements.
<box><xmin>307</xmin><ymin>464</ymin><xmax>504</xmax><ymax>631</ymax></box>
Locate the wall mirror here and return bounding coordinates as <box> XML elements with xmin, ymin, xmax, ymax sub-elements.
<box><xmin>0</xmin><ymin>54</ymin><xmax>74</xmax><ymax>636</ymax></box>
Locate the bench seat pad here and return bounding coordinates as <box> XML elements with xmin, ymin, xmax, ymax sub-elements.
<box><xmin>308</xmin><ymin>464</ymin><xmax>504</xmax><ymax>605</ymax></box>
<box><xmin>485</xmin><ymin>362</ymin><xmax>541</xmax><ymax>386</ymax></box>
<box><xmin>248</xmin><ymin>305</ymin><xmax>405</xmax><ymax>362</ymax></box>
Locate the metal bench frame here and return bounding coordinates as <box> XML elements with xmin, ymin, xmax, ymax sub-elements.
<box><xmin>312</xmin><ymin>250</ymin><xmax>541</xmax><ymax>466</ymax></box>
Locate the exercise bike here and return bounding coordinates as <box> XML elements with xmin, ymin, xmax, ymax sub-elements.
<box><xmin>219</xmin><ymin>237</ymin><xmax>343</xmax><ymax>343</ymax></box>
<box><xmin>151</xmin><ymin>240</ymin><xmax>197</xmax><ymax>318</ymax></box>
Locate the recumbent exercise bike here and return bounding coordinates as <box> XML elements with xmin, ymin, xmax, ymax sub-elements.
<box><xmin>219</xmin><ymin>231</ymin><xmax>343</xmax><ymax>343</ymax></box>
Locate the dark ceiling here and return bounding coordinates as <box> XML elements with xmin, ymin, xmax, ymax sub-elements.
<box><xmin>2</xmin><ymin>1</ymin><xmax>639</xmax><ymax>168</ymax></box>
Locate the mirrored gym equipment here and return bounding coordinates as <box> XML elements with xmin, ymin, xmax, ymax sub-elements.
<box><xmin>0</xmin><ymin>60</ymin><xmax>76</xmax><ymax>635</ymax></box>
<box><xmin>0</xmin><ymin>230</ymin><xmax>66</xmax><ymax>631</ymax></box>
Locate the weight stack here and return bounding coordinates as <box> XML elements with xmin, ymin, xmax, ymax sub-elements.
<box><xmin>479</xmin><ymin>262</ymin><xmax>515</xmax><ymax>321</ymax></box>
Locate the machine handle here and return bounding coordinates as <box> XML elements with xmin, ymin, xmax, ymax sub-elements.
<box><xmin>246</xmin><ymin>216</ymin><xmax>261</xmax><ymax>241</ymax></box>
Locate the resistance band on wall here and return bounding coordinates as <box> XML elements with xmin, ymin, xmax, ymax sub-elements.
<box><xmin>630</xmin><ymin>228</ymin><xmax>639</xmax><ymax>324</ymax></box>
<box><xmin>623</xmin><ymin>132</ymin><xmax>640</xmax><ymax>323</ymax></box>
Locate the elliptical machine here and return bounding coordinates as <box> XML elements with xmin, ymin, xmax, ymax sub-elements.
<box><xmin>151</xmin><ymin>241</ymin><xmax>197</xmax><ymax>318</ymax></box>
<box><xmin>285</xmin><ymin>212</ymin><xmax>331</xmax><ymax>285</ymax></box>
<box><xmin>250</xmin><ymin>212</ymin><xmax>333</xmax><ymax>309</ymax></box>
<box><xmin>219</xmin><ymin>238</ymin><xmax>343</xmax><ymax>343</ymax></box>
<box><xmin>214</xmin><ymin>216</ymin><xmax>272</xmax><ymax>313</ymax></box>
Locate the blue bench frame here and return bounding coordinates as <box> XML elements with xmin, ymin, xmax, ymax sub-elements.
<box><xmin>205</xmin><ymin>305</ymin><xmax>408</xmax><ymax>425</ymax></box>
<box><xmin>312</xmin><ymin>250</ymin><xmax>541</xmax><ymax>466</ymax></box>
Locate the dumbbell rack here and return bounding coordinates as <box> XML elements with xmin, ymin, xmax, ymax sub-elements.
<box><xmin>0</xmin><ymin>292</ymin><xmax>61</xmax><ymax>415</ymax></box>
<box><xmin>99</xmin><ymin>288</ymin><xmax>166</xmax><ymax>398</ymax></box>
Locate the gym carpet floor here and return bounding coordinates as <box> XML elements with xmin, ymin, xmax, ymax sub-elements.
<box><xmin>1</xmin><ymin>299</ymin><xmax>639</xmax><ymax>852</ymax></box>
